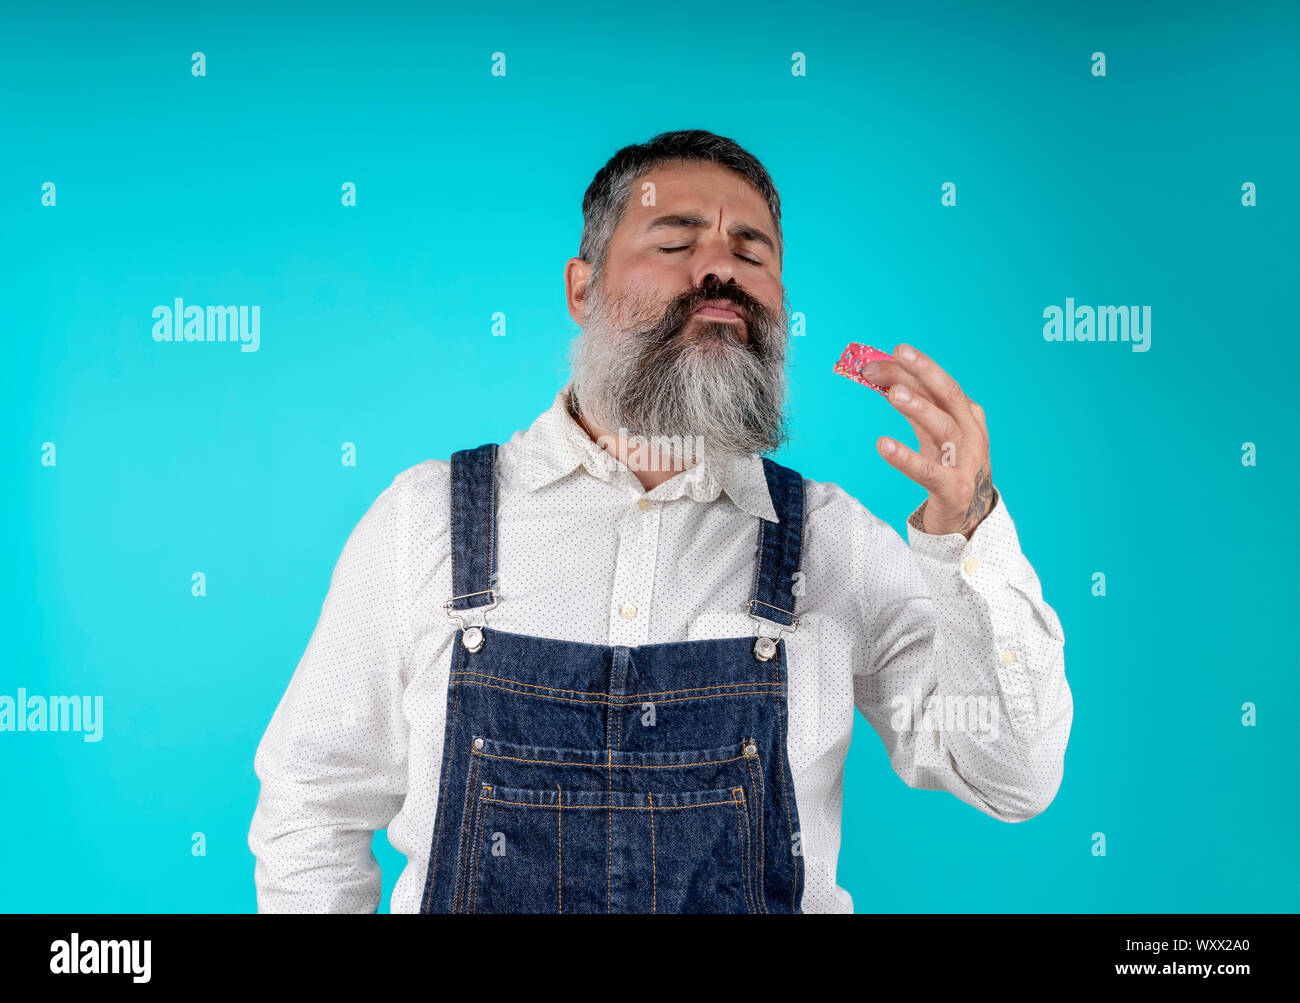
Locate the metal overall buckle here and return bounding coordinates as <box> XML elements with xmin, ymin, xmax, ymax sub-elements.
<box><xmin>443</xmin><ymin>589</ymin><xmax>498</xmax><ymax>653</ymax></box>
<box><xmin>746</xmin><ymin>598</ymin><xmax>800</xmax><ymax>662</ymax></box>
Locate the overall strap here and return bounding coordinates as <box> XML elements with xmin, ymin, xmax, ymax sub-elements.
<box><xmin>748</xmin><ymin>457</ymin><xmax>807</xmax><ymax>629</ymax></box>
<box><xmin>448</xmin><ymin>442</ymin><xmax>499</xmax><ymax>612</ymax></box>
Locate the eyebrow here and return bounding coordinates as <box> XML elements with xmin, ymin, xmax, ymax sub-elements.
<box><xmin>643</xmin><ymin>213</ymin><xmax>777</xmax><ymax>255</ymax></box>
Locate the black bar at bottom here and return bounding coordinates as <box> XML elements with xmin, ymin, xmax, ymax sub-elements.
<box><xmin>0</xmin><ymin>912</ymin><xmax>1290</xmax><ymax>988</ymax></box>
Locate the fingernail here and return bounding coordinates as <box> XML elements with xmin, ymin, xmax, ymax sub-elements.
<box><xmin>897</xmin><ymin>344</ymin><xmax>916</xmax><ymax>361</ymax></box>
<box><xmin>862</xmin><ymin>362</ymin><xmax>880</xmax><ymax>376</ymax></box>
<box><xmin>879</xmin><ymin>438</ymin><xmax>895</xmax><ymax>455</ymax></box>
<box><xmin>893</xmin><ymin>385</ymin><xmax>911</xmax><ymax>403</ymax></box>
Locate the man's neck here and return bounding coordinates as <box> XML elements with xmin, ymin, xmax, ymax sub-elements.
<box><xmin>567</xmin><ymin>387</ymin><xmax>696</xmax><ymax>493</ymax></box>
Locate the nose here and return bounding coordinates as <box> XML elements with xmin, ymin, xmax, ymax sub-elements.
<box><xmin>688</xmin><ymin>231</ymin><xmax>740</xmax><ymax>290</ymax></box>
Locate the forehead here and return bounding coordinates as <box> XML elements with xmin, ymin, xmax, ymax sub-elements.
<box><xmin>618</xmin><ymin>160</ymin><xmax>775</xmax><ymax>231</ymax></box>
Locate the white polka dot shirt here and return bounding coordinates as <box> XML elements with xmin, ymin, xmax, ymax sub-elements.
<box><xmin>247</xmin><ymin>382</ymin><xmax>1073</xmax><ymax>913</ymax></box>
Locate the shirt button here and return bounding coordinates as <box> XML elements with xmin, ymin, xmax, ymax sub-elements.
<box><xmin>620</xmin><ymin>602</ymin><xmax>638</xmax><ymax>619</ymax></box>
<box><xmin>637</xmin><ymin>498</ymin><xmax>652</xmax><ymax>511</ymax></box>
<box><xmin>1001</xmin><ymin>650</ymin><xmax>1017</xmax><ymax>665</ymax></box>
<box><xmin>963</xmin><ymin>557</ymin><xmax>980</xmax><ymax>574</ymax></box>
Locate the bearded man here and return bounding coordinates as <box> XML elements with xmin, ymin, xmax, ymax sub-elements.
<box><xmin>248</xmin><ymin>129</ymin><xmax>1073</xmax><ymax>915</ymax></box>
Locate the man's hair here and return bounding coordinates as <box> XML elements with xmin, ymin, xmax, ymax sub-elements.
<box><xmin>578</xmin><ymin>129</ymin><xmax>783</xmax><ymax>279</ymax></box>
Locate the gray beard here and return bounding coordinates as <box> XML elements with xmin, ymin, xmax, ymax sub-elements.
<box><xmin>567</xmin><ymin>275</ymin><xmax>790</xmax><ymax>463</ymax></box>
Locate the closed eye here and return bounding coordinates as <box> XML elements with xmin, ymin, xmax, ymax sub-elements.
<box><xmin>659</xmin><ymin>246</ymin><xmax>762</xmax><ymax>265</ymax></box>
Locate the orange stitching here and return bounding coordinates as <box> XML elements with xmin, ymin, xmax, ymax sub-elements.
<box><xmin>476</xmin><ymin>749</ymin><xmax>746</xmax><ymax>769</ymax></box>
<box><xmin>556</xmin><ymin>784</ymin><xmax>563</xmax><ymax>915</ymax></box>
<box><xmin>449</xmin><ymin>679</ymin><xmax>783</xmax><ymax>707</ymax></box>
<box><xmin>451</xmin><ymin>747</ymin><xmax>481</xmax><ymax>913</ymax></box>
<box><xmin>452</xmin><ymin>670</ymin><xmax>778</xmax><ymax>700</ymax></box>
<box><xmin>743</xmin><ymin>742</ymin><xmax>768</xmax><ymax>915</ymax></box>
<box><xmin>738</xmin><ymin>789</ymin><xmax>759</xmax><ymax>914</ymax></box>
<box><xmin>733</xmin><ymin>794</ymin><xmax>753</xmax><ymax>914</ymax></box>
<box><xmin>467</xmin><ymin>784</ymin><xmax>481</xmax><ymax>914</ymax></box>
<box><xmin>648</xmin><ymin>792</ymin><xmax>657</xmax><ymax>915</ymax></box>
<box><xmin>606</xmin><ymin>747</ymin><xmax>612</xmax><ymax>914</ymax></box>
<box><xmin>482</xmin><ymin>797</ymin><xmax>742</xmax><ymax>811</ymax></box>
<box><xmin>468</xmin><ymin>785</ymin><xmax>490</xmax><ymax>914</ymax></box>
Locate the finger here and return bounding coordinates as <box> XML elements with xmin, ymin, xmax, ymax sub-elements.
<box><xmin>859</xmin><ymin>360</ymin><xmax>940</xmax><ymax>405</ymax></box>
<box><xmin>888</xmin><ymin>383</ymin><xmax>962</xmax><ymax>455</ymax></box>
<box><xmin>877</xmin><ymin>435</ymin><xmax>948</xmax><ymax>491</ymax></box>
<box><xmin>864</xmin><ymin>360</ymin><xmax>973</xmax><ymax>462</ymax></box>
<box><xmin>890</xmin><ymin>344</ymin><xmax>977</xmax><ymax>428</ymax></box>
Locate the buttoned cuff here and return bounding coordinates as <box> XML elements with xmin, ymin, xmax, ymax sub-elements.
<box><xmin>904</xmin><ymin>489</ymin><xmax>1013</xmax><ymax>597</ymax></box>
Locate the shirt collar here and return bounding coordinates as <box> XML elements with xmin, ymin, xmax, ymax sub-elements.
<box><xmin>510</xmin><ymin>382</ymin><xmax>779</xmax><ymax>523</ymax></box>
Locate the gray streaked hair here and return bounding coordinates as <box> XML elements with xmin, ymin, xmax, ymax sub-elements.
<box><xmin>578</xmin><ymin>129</ymin><xmax>783</xmax><ymax>279</ymax></box>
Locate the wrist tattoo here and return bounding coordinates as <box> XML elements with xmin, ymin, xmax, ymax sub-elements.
<box><xmin>959</xmin><ymin>465</ymin><xmax>994</xmax><ymax>535</ymax></box>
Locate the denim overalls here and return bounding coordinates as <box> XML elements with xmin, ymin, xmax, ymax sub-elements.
<box><xmin>419</xmin><ymin>442</ymin><xmax>807</xmax><ymax>913</ymax></box>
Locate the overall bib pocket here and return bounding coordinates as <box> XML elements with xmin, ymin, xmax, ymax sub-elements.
<box><xmin>451</xmin><ymin>737</ymin><xmax>762</xmax><ymax>913</ymax></box>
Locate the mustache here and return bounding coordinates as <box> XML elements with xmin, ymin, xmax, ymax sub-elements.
<box><xmin>654</xmin><ymin>282</ymin><xmax>772</xmax><ymax>349</ymax></box>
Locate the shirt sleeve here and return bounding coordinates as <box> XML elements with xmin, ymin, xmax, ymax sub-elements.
<box><xmin>851</xmin><ymin>489</ymin><xmax>1073</xmax><ymax>821</ymax></box>
<box><xmin>247</xmin><ymin>475</ymin><xmax>412</xmax><ymax>911</ymax></box>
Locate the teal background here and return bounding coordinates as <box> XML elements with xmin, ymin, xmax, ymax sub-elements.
<box><xmin>2</xmin><ymin>0</ymin><xmax>1296</xmax><ymax>913</ymax></box>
